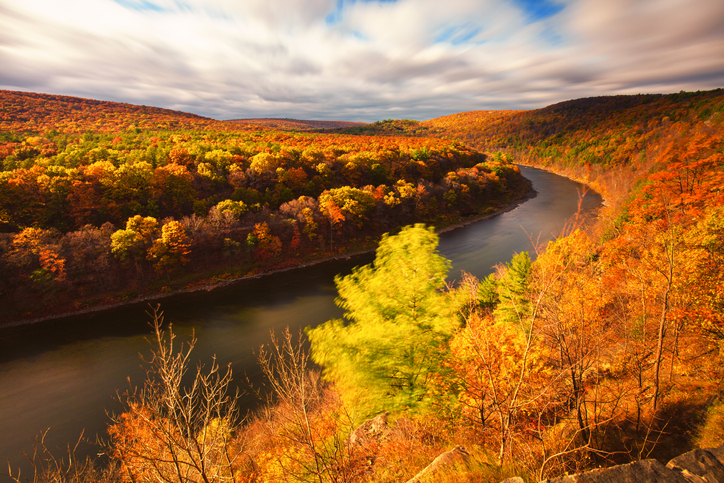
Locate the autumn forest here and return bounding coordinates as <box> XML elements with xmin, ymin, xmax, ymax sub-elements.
<box><xmin>0</xmin><ymin>91</ymin><xmax>528</xmax><ymax>321</ymax></box>
<box><xmin>2</xmin><ymin>88</ymin><xmax>724</xmax><ymax>482</ymax></box>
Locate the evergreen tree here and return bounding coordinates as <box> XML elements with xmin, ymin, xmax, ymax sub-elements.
<box><xmin>494</xmin><ymin>251</ymin><xmax>532</xmax><ymax>326</ymax></box>
<box><xmin>307</xmin><ymin>224</ymin><xmax>460</xmax><ymax>414</ymax></box>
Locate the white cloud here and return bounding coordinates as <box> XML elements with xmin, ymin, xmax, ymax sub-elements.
<box><xmin>0</xmin><ymin>0</ymin><xmax>722</xmax><ymax>121</ymax></box>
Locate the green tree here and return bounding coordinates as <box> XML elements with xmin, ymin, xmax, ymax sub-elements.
<box><xmin>307</xmin><ymin>224</ymin><xmax>460</xmax><ymax>415</ymax></box>
<box><xmin>483</xmin><ymin>251</ymin><xmax>532</xmax><ymax>326</ymax></box>
<box><xmin>215</xmin><ymin>199</ymin><xmax>247</xmax><ymax>216</ymax></box>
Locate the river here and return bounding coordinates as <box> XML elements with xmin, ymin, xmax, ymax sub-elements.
<box><xmin>0</xmin><ymin>166</ymin><xmax>601</xmax><ymax>476</ymax></box>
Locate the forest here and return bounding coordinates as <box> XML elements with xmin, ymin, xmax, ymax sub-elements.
<box><xmin>4</xmin><ymin>88</ymin><xmax>724</xmax><ymax>483</ymax></box>
<box><xmin>0</xmin><ymin>90</ymin><xmax>528</xmax><ymax>322</ymax></box>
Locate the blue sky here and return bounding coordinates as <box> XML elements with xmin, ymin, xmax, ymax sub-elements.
<box><xmin>1</xmin><ymin>0</ymin><xmax>722</xmax><ymax>121</ymax></box>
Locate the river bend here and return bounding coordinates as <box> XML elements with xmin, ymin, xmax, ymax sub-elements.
<box><xmin>0</xmin><ymin>166</ymin><xmax>601</xmax><ymax>474</ymax></box>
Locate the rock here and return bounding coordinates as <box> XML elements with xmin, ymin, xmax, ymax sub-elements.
<box><xmin>709</xmin><ymin>443</ymin><xmax>724</xmax><ymax>462</ymax></box>
<box><xmin>501</xmin><ymin>477</ymin><xmax>526</xmax><ymax>483</ymax></box>
<box><xmin>666</xmin><ymin>443</ymin><xmax>724</xmax><ymax>483</ymax></box>
<box><xmin>536</xmin><ymin>442</ymin><xmax>724</xmax><ymax>483</ymax></box>
<box><xmin>542</xmin><ymin>459</ymin><xmax>691</xmax><ymax>483</ymax></box>
<box><xmin>348</xmin><ymin>412</ymin><xmax>389</xmax><ymax>447</ymax></box>
<box><xmin>406</xmin><ymin>445</ymin><xmax>472</xmax><ymax>483</ymax></box>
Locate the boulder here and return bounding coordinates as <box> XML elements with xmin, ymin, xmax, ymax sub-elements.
<box><xmin>539</xmin><ymin>443</ymin><xmax>724</xmax><ymax>483</ymax></box>
<box><xmin>348</xmin><ymin>412</ymin><xmax>390</xmax><ymax>447</ymax></box>
<box><xmin>709</xmin><ymin>443</ymin><xmax>724</xmax><ymax>462</ymax></box>
<box><xmin>666</xmin><ymin>443</ymin><xmax>724</xmax><ymax>483</ymax></box>
<box><xmin>406</xmin><ymin>445</ymin><xmax>472</xmax><ymax>483</ymax></box>
<box><xmin>542</xmin><ymin>459</ymin><xmax>691</xmax><ymax>483</ymax></box>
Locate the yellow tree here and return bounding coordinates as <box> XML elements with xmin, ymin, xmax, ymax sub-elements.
<box><xmin>448</xmin><ymin>311</ymin><xmax>553</xmax><ymax>464</ymax></box>
<box><xmin>600</xmin><ymin>199</ymin><xmax>689</xmax><ymax>436</ymax></box>
<box><xmin>147</xmin><ymin>220</ymin><xmax>192</xmax><ymax>274</ymax></box>
<box><xmin>532</xmin><ymin>230</ymin><xmax>612</xmax><ymax>456</ymax></box>
<box><xmin>111</xmin><ymin>215</ymin><xmax>159</xmax><ymax>283</ymax></box>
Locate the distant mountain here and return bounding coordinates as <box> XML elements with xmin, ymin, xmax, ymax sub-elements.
<box><xmin>227</xmin><ymin>118</ymin><xmax>365</xmax><ymax>131</ymax></box>
<box><xmin>0</xmin><ymin>90</ymin><xmax>226</xmax><ymax>134</ymax></box>
<box><xmin>0</xmin><ymin>91</ymin><xmax>367</xmax><ymax>135</ymax></box>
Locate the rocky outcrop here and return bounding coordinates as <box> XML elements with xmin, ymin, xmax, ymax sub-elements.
<box><xmin>405</xmin><ymin>446</ymin><xmax>472</xmax><ymax>483</ymax></box>
<box><xmin>346</xmin><ymin>413</ymin><xmax>391</xmax><ymax>476</ymax></box>
<box><xmin>542</xmin><ymin>459</ymin><xmax>691</xmax><ymax>483</ymax></box>
<box><xmin>540</xmin><ymin>443</ymin><xmax>724</xmax><ymax>483</ymax></box>
<box><xmin>348</xmin><ymin>412</ymin><xmax>390</xmax><ymax>447</ymax></box>
<box><xmin>667</xmin><ymin>445</ymin><xmax>724</xmax><ymax>483</ymax></box>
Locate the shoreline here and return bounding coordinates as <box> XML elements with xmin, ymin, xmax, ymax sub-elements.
<box><xmin>0</xmin><ymin>186</ymin><xmax>536</xmax><ymax>329</ymax></box>
<box><xmin>516</xmin><ymin>161</ymin><xmax>610</xmax><ymax>207</ymax></box>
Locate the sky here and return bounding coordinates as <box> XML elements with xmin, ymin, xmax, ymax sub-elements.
<box><xmin>1</xmin><ymin>0</ymin><xmax>723</xmax><ymax>122</ymax></box>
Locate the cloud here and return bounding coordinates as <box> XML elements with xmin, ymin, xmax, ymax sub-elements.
<box><xmin>0</xmin><ymin>0</ymin><xmax>722</xmax><ymax>121</ymax></box>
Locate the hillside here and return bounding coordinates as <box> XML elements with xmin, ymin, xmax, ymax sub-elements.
<box><xmin>0</xmin><ymin>90</ymin><xmax>365</xmax><ymax>135</ymax></box>
<box><xmin>0</xmin><ymin>90</ymin><xmax>223</xmax><ymax>133</ymax></box>
<box><xmin>4</xmin><ymin>89</ymin><xmax>724</xmax><ymax>483</ymax></box>
<box><xmin>228</xmin><ymin>118</ymin><xmax>366</xmax><ymax>131</ymax></box>
<box><xmin>0</xmin><ymin>90</ymin><xmax>529</xmax><ymax>322</ymax></box>
<box><xmin>422</xmin><ymin>89</ymin><xmax>724</xmax><ymax>202</ymax></box>
<box><xmin>335</xmin><ymin>118</ymin><xmax>440</xmax><ymax>137</ymax></box>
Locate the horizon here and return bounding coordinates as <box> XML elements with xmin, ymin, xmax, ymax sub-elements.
<box><xmin>2</xmin><ymin>0</ymin><xmax>723</xmax><ymax>122</ymax></box>
<box><xmin>10</xmin><ymin>87</ymin><xmax>716</xmax><ymax>125</ymax></box>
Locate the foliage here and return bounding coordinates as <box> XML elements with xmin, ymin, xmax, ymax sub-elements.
<box><xmin>489</xmin><ymin>251</ymin><xmax>532</xmax><ymax>326</ymax></box>
<box><xmin>308</xmin><ymin>224</ymin><xmax>461</xmax><ymax>415</ymax></box>
<box><xmin>695</xmin><ymin>398</ymin><xmax>724</xmax><ymax>449</ymax></box>
<box><xmin>0</xmin><ymin>90</ymin><xmax>528</xmax><ymax>319</ymax></box>
<box><xmin>448</xmin><ymin>312</ymin><xmax>554</xmax><ymax>462</ymax></box>
<box><xmin>422</xmin><ymin>88</ymin><xmax>724</xmax><ymax>204</ymax></box>
<box><xmin>107</xmin><ymin>305</ymin><xmax>243</xmax><ymax>483</ymax></box>
<box><xmin>255</xmin><ymin>328</ymin><xmax>361</xmax><ymax>483</ymax></box>
<box><xmin>7</xmin><ymin>87</ymin><xmax>724</xmax><ymax>481</ymax></box>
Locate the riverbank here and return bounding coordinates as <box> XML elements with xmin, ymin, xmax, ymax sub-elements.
<box><xmin>1</xmin><ymin>165</ymin><xmax>604</xmax><ymax>479</ymax></box>
<box><xmin>0</xmin><ymin>183</ymin><xmax>536</xmax><ymax>329</ymax></box>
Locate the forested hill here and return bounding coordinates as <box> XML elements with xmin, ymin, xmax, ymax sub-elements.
<box><xmin>0</xmin><ymin>90</ymin><xmax>365</xmax><ymax>134</ymax></box>
<box><xmin>0</xmin><ymin>90</ymin><xmax>528</xmax><ymax>322</ymax></box>
<box><xmin>227</xmin><ymin>118</ymin><xmax>366</xmax><ymax>131</ymax></box>
<box><xmin>422</xmin><ymin>88</ymin><xmax>724</xmax><ymax>202</ymax></box>
<box><xmin>0</xmin><ymin>90</ymin><xmax>225</xmax><ymax>133</ymax></box>
<box><xmin>336</xmin><ymin>89</ymin><xmax>724</xmax><ymax>205</ymax></box>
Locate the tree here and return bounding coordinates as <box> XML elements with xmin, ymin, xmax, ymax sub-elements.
<box><xmin>111</xmin><ymin>215</ymin><xmax>159</xmax><ymax>285</ymax></box>
<box><xmin>249</xmin><ymin>222</ymin><xmax>282</xmax><ymax>262</ymax></box>
<box><xmin>532</xmin><ymin>230</ymin><xmax>613</xmax><ymax>461</ymax></box>
<box><xmin>490</xmin><ymin>252</ymin><xmax>532</xmax><ymax>326</ymax></box>
<box><xmin>308</xmin><ymin>224</ymin><xmax>460</xmax><ymax>415</ymax></box>
<box><xmin>319</xmin><ymin>187</ymin><xmax>374</xmax><ymax>229</ymax></box>
<box><xmin>448</xmin><ymin>312</ymin><xmax>553</xmax><ymax>464</ymax></box>
<box><xmin>319</xmin><ymin>197</ymin><xmax>344</xmax><ymax>251</ymax></box>
<box><xmin>107</xmin><ymin>305</ymin><xmax>242</xmax><ymax>483</ymax></box>
<box><xmin>9</xmin><ymin>227</ymin><xmax>66</xmax><ymax>290</ymax></box>
<box><xmin>256</xmin><ymin>328</ymin><xmax>356</xmax><ymax>483</ymax></box>
<box><xmin>147</xmin><ymin>220</ymin><xmax>192</xmax><ymax>274</ymax></box>
<box><xmin>150</xmin><ymin>163</ymin><xmax>195</xmax><ymax>218</ymax></box>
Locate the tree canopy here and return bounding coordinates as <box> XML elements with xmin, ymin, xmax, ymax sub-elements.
<box><xmin>307</xmin><ymin>224</ymin><xmax>461</xmax><ymax>414</ymax></box>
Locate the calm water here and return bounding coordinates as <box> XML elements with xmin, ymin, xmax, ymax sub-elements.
<box><xmin>0</xmin><ymin>166</ymin><xmax>601</xmax><ymax>475</ymax></box>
